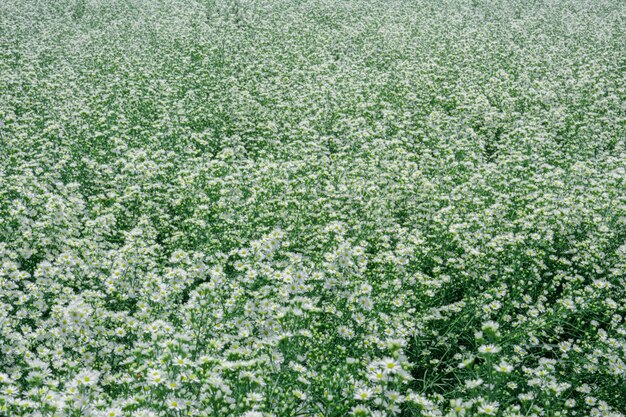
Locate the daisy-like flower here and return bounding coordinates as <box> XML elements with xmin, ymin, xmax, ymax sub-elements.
<box><xmin>147</xmin><ymin>369</ymin><xmax>164</xmax><ymax>386</ymax></box>
<box><xmin>246</xmin><ymin>392</ymin><xmax>264</xmax><ymax>402</ymax></box>
<box><xmin>478</xmin><ymin>344</ymin><xmax>501</xmax><ymax>355</ymax></box>
<box><xmin>353</xmin><ymin>246</ymin><xmax>365</xmax><ymax>256</ymax></box>
<box><xmin>173</xmin><ymin>356</ymin><xmax>190</xmax><ymax>367</ymax></box>
<box><xmin>477</xmin><ymin>401</ymin><xmax>499</xmax><ymax>415</ymax></box>
<box><xmin>167</xmin><ymin>398</ymin><xmax>186</xmax><ymax>410</ymax></box>
<box><xmin>241</xmin><ymin>412</ymin><xmax>264</xmax><ymax>417</ymax></box>
<box><xmin>101</xmin><ymin>408</ymin><xmax>123</xmax><ymax>417</ymax></box>
<box><xmin>292</xmin><ymin>389</ymin><xmax>307</xmax><ymax>401</ymax></box>
<box><xmin>76</xmin><ymin>369</ymin><xmax>100</xmax><ymax>387</ymax></box>
<box><xmin>350</xmin><ymin>405</ymin><xmax>371</xmax><ymax>417</ymax></box>
<box><xmin>354</xmin><ymin>386</ymin><xmax>375</xmax><ymax>401</ymax></box>
<box><xmin>481</xmin><ymin>321</ymin><xmax>500</xmax><ymax>333</ymax></box>
<box><xmin>338</xmin><ymin>325</ymin><xmax>354</xmax><ymax>339</ymax></box>
<box><xmin>465</xmin><ymin>378</ymin><xmax>484</xmax><ymax>389</ymax></box>
<box><xmin>367</xmin><ymin>368</ymin><xmax>388</xmax><ymax>383</ymax></box>
<box><xmin>2</xmin><ymin>385</ymin><xmax>18</xmax><ymax>398</ymax></box>
<box><xmin>584</xmin><ymin>396</ymin><xmax>597</xmax><ymax>406</ymax></box>
<box><xmin>494</xmin><ymin>362</ymin><xmax>514</xmax><ymax>373</ymax></box>
<box><xmin>385</xmin><ymin>390</ymin><xmax>405</xmax><ymax>403</ymax></box>
<box><xmin>450</xmin><ymin>398</ymin><xmax>472</xmax><ymax>415</ymax></box>
<box><xmin>379</xmin><ymin>357</ymin><xmax>401</xmax><ymax>374</ymax></box>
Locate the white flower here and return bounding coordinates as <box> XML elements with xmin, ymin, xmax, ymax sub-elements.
<box><xmin>354</xmin><ymin>386</ymin><xmax>374</xmax><ymax>401</ymax></box>
<box><xmin>465</xmin><ymin>378</ymin><xmax>484</xmax><ymax>389</ymax></box>
<box><xmin>76</xmin><ymin>369</ymin><xmax>100</xmax><ymax>387</ymax></box>
<box><xmin>481</xmin><ymin>321</ymin><xmax>500</xmax><ymax>333</ymax></box>
<box><xmin>167</xmin><ymin>398</ymin><xmax>186</xmax><ymax>410</ymax></box>
<box><xmin>147</xmin><ymin>369</ymin><xmax>164</xmax><ymax>386</ymax></box>
<box><xmin>494</xmin><ymin>362</ymin><xmax>514</xmax><ymax>373</ymax></box>
<box><xmin>241</xmin><ymin>412</ymin><xmax>264</xmax><ymax>417</ymax></box>
<box><xmin>293</xmin><ymin>389</ymin><xmax>307</xmax><ymax>400</ymax></box>
<box><xmin>379</xmin><ymin>357</ymin><xmax>401</xmax><ymax>374</ymax></box>
<box><xmin>350</xmin><ymin>405</ymin><xmax>371</xmax><ymax>416</ymax></box>
<box><xmin>385</xmin><ymin>390</ymin><xmax>405</xmax><ymax>403</ymax></box>
<box><xmin>367</xmin><ymin>368</ymin><xmax>388</xmax><ymax>383</ymax></box>
<box><xmin>101</xmin><ymin>408</ymin><xmax>123</xmax><ymax>417</ymax></box>
<box><xmin>478</xmin><ymin>344</ymin><xmax>501</xmax><ymax>355</ymax></box>
<box><xmin>477</xmin><ymin>401</ymin><xmax>499</xmax><ymax>415</ymax></box>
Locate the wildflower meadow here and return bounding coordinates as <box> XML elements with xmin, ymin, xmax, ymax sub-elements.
<box><xmin>0</xmin><ymin>0</ymin><xmax>625</xmax><ymax>416</ymax></box>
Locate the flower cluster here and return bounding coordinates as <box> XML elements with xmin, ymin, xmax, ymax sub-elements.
<box><xmin>1</xmin><ymin>0</ymin><xmax>625</xmax><ymax>416</ymax></box>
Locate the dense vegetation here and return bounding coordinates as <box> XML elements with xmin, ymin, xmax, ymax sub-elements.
<box><xmin>0</xmin><ymin>0</ymin><xmax>625</xmax><ymax>416</ymax></box>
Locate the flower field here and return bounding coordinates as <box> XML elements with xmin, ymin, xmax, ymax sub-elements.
<box><xmin>1</xmin><ymin>0</ymin><xmax>625</xmax><ymax>416</ymax></box>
